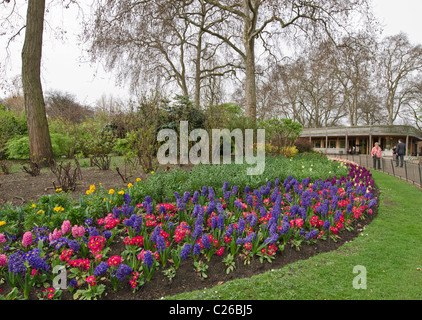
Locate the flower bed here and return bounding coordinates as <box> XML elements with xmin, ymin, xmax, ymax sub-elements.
<box><xmin>0</xmin><ymin>161</ymin><xmax>376</xmax><ymax>300</ymax></box>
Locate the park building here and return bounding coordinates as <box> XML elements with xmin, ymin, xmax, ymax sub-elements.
<box><xmin>300</xmin><ymin>125</ymin><xmax>422</xmax><ymax>157</ymax></box>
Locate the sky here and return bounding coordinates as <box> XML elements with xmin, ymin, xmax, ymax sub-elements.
<box><xmin>1</xmin><ymin>0</ymin><xmax>422</xmax><ymax>107</ymax></box>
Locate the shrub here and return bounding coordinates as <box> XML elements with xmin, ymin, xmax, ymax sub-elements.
<box><xmin>6</xmin><ymin>133</ymin><xmax>74</xmax><ymax>160</ymax></box>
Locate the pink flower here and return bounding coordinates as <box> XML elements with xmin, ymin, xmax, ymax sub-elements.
<box><xmin>61</xmin><ymin>220</ymin><xmax>71</xmax><ymax>234</ymax></box>
<box><xmin>48</xmin><ymin>229</ymin><xmax>62</xmax><ymax>242</ymax></box>
<box><xmin>0</xmin><ymin>233</ymin><xmax>6</xmax><ymax>244</ymax></box>
<box><xmin>22</xmin><ymin>231</ymin><xmax>33</xmax><ymax>247</ymax></box>
<box><xmin>0</xmin><ymin>254</ymin><xmax>7</xmax><ymax>267</ymax></box>
<box><xmin>72</xmin><ymin>225</ymin><xmax>85</xmax><ymax>238</ymax></box>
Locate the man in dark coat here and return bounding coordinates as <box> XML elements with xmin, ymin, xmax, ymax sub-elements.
<box><xmin>395</xmin><ymin>139</ymin><xmax>406</xmax><ymax>167</ymax></box>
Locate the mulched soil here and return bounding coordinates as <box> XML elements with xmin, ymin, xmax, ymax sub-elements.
<box><xmin>0</xmin><ymin>163</ymin><xmax>379</xmax><ymax>300</ymax></box>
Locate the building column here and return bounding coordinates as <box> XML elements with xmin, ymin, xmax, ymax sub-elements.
<box><xmin>406</xmin><ymin>135</ymin><xmax>409</xmax><ymax>156</ymax></box>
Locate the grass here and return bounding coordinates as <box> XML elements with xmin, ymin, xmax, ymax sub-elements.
<box><xmin>165</xmin><ymin>170</ymin><xmax>422</xmax><ymax>300</ymax></box>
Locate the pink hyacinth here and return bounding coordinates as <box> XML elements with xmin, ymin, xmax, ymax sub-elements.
<box><xmin>0</xmin><ymin>233</ymin><xmax>6</xmax><ymax>244</ymax></box>
<box><xmin>22</xmin><ymin>231</ymin><xmax>33</xmax><ymax>247</ymax></box>
<box><xmin>72</xmin><ymin>225</ymin><xmax>85</xmax><ymax>238</ymax></box>
<box><xmin>48</xmin><ymin>229</ymin><xmax>62</xmax><ymax>242</ymax></box>
<box><xmin>0</xmin><ymin>254</ymin><xmax>7</xmax><ymax>267</ymax></box>
<box><xmin>61</xmin><ymin>220</ymin><xmax>71</xmax><ymax>234</ymax></box>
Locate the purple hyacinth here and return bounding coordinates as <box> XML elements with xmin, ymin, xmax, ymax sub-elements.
<box><xmin>192</xmin><ymin>191</ymin><xmax>199</xmax><ymax>204</ymax></box>
<box><xmin>225</xmin><ymin>224</ymin><xmax>234</xmax><ymax>238</ymax></box>
<box><xmin>211</xmin><ymin>216</ymin><xmax>217</xmax><ymax>229</ymax></box>
<box><xmin>156</xmin><ymin>234</ymin><xmax>166</xmax><ymax>253</ymax></box>
<box><xmin>223</xmin><ymin>181</ymin><xmax>229</xmax><ymax>193</ymax></box>
<box><xmin>217</xmin><ymin>214</ymin><xmax>224</xmax><ymax>230</ymax></box>
<box><xmin>183</xmin><ymin>191</ymin><xmax>190</xmax><ymax>203</ymax></box>
<box><xmin>143</xmin><ymin>250</ymin><xmax>153</xmax><ymax>268</ymax></box>
<box><xmin>237</xmin><ymin>218</ymin><xmax>246</xmax><ymax>236</ymax></box>
<box><xmin>27</xmin><ymin>253</ymin><xmax>50</xmax><ymax>272</ymax></box>
<box><xmin>323</xmin><ymin>220</ymin><xmax>331</xmax><ymax>230</ymax></box>
<box><xmin>193</xmin><ymin>243</ymin><xmax>201</xmax><ymax>256</ymax></box>
<box><xmin>112</xmin><ymin>206</ymin><xmax>122</xmax><ymax>219</ymax></box>
<box><xmin>201</xmin><ymin>186</ymin><xmax>207</xmax><ymax>197</ymax></box>
<box><xmin>264</xmin><ymin>233</ymin><xmax>279</xmax><ymax>245</ymax></box>
<box><xmin>305</xmin><ymin>230</ymin><xmax>319</xmax><ymax>241</ymax></box>
<box><xmin>8</xmin><ymin>252</ymin><xmax>26</xmax><ymax>275</ymax></box>
<box><xmin>180</xmin><ymin>243</ymin><xmax>192</xmax><ymax>261</ymax></box>
<box><xmin>201</xmin><ymin>234</ymin><xmax>211</xmax><ymax>250</ymax></box>
<box><xmin>68</xmin><ymin>239</ymin><xmax>80</xmax><ymax>252</ymax></box>
<box><xmin>115</xmin><ymin>264</ymin><xmax>133</xmax><ymax>281</ymax></box>
<box><xmin>123</xmin><ymin>193</ymin><xmax>131</xmax><ymax>205</ymax></box>
<box><xmin>94</xmin><ymin>261</ymin><xmax>109</xmax><ymax>277</ymax></box>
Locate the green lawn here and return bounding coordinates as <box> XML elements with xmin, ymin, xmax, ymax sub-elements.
<box><xmin>165</xmin><ymin>170</ymin><xmax>422</xmax><ymax>300</ymax></box>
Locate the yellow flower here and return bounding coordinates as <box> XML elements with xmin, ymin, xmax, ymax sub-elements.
<box><xmin>127</xmin><ymin>183</ymin><xmax>133</xmax><ymax>188</ymax></box>
<box><xmin>109</xmin><ymin>189</ymin><xmax>115</xmax><ymax>195</ymax></box>
<box><xmin>150</xmin><ymin>171</ymin><xmax>154</xmax><ymax>174</ymax></box>
<box><xmin>0</xmin><ymin>221</ymin><xmax>5</xmax><ymax>227</ymax></box>
<box><xmin>55</xmin><ymin>188</ymin><xmax>62</xmax><ymax>192</ymax></box>
<box><xmin>89</xmin><ymin>185</ymin><xmax>96</xmax><ymax>192</ymax></box>
<box><xmin>136</xmin><ymin>178</ymin><xmax>141</xmax><ymax>182</ymax></box>
<box><xmin>37</xmin><ymin>210</ymin><xmax>45</xmax><ymax>214</ymax></box>
<box><xmin>53</xmin><ymin>206</ymin><xmax>64</xmax><ymax>212</ymax></box>
<box><xmin>31</xmin><ymin>204</ymin><xmax>37</xmax><ymax>208</ymax></box>
<box><xmin>86</xmin><ymin>190</ymin><xmax>91</xmax><ymax>195</ymax></box>
<box><xmin>118</xmin><ymin>191</ymin><xmax>125</xmax><ymax>195</ymax></box>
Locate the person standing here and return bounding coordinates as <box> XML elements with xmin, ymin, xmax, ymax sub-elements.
<box><xmin>371</xmin><ymin>142</ymin><xmax>382</xmax><ymax>170</ymax></box>
<box><xmin>395</xmin><ymin>139</ymin><xmax>406</xmax><ymax>167</ymax></box>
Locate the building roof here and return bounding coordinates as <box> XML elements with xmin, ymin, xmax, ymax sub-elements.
<box><xmin>301</xmin><ymin>125</ymin><xmax>422</xmax><ymax>140</ymax></box>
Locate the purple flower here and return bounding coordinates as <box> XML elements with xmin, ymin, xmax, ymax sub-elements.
<box><xmin>183</xmin><ymin>191</ymin><xmax>190</xmax><ymax>203</ymax></box>
<box><xmin>143</xmin><ymin>250</ymin><xmax>153</xmax><ymax>268</ymax></box>
<box><xmin>193</xmin><ymin>243</ymin><xmax>201</xmax><ymax>256</ymax></box>
<box><xmin>201</xmin><ymin>186</ymin><xmax>207</xmax><ymax>197</ymax></box>
<box><xmin>264</xmin><ymin>233</ymin><xmax>279</xmax><ymax>245</ymax></box>
<box><xmin>260</xmin><ymin>206</ymin><xmax>267</xmax><ymax>218</ymax></box>
<box><xmin>89</xmin><ymin>227</ymin><xmax>99</xmax><ymax>237</ymax></box>
<box><xmin>201</xmin><ymin>234</ymin><xmax>211</xmax><ymax>250</ymax></box>
<box><xmin>8</xmin><ymin>252</ymin><xmax>26</xmax><ymax>275</ymax></box>
<box><xmin>279</xmin><ymin>216</ymin><xmax>290</xmax><ymax>235</ymax></box>
<box><xmin>192</xmin><ymin>191</ymin><xmax>199</xmax><ymax>204</ymax></box>
<box><xmin>323</xmin><ymin>220</ymin><xmax>331</xmax><ymax>230</ymax></box>
<box><xmin>180</xmin><ymin>243</ymin><xmax>192</xmax><ymax>261</ymax></box>
<box><xmin>156</xmin><ymin>235</ymin><xmax>166</xmax><ymax>253</ymax></box>
<box><xmin>305</xmin><ymin>230</ymin><xmax>319</xmax><ymax>241</ymax></box>
<box><xmin>112</xmin><ymin>206</ymin><xmax>122</xmax><ymax>219</ymax></box>
<box><xmin>334</xmin><ymin>210</ymin><xmax>342</xmax><ymax>221</ymax></box>
<box><xmin>225</xmin><ymin>224</ymin><xmax>234</xmax><ymax>238</ymax></box>
<box><xmin>68</xmin><ymin>240</ymin><xmax>80</xmax><ymax>252</ymax></box>
<box><xmin>192</xmin><ymin>216</ymin><xmax>204</xmax><ymax>240</ymax></box>
<box><xmin>211</xmin><ymin>216</ymin><xmax>217</xmax><ymax>229</ymax></box>
<box><xmin>27</xmin><ymin>254</ymin><xmax>50</xmax><ymax>272</ymax></box>
<box><xmin>223</xmin><ymin>181</ymin><xmax>229</xmax><ymax>193</ymax></box>
<box><xmin>237</xmin><ymin>218</ymin><xmax>245</xmax><ymax>236</ymax></box>
<box><xmin>122</xmin><ymin>204</ymin><xmax>134</xmax><ymax>217</ymax></box>
<box><xmin>115</xmin><ymin>264</ymin><xmax>133</xmax><ymax>281</ymax></box>
<box><xmin>368</xmin><ymin>199</ymin><xmax>377</xmax><ymax>209</ymax></box>
<box><xmin>94</xmin><ymin>261</ymin><xmax>109</xmax><ymax>277</ymax></box>
<box><xmin>217</xmin><ymin>214</ymin><xmax>224</xmax><ymax>230</ymax></box>
<box><xmin>103</xmin><ymin>230</ymin><xmax>112</xmax><ymax>239</ymax></box>
<box><xmin>123</xmin><ymin>193</ymin><xmax>131</xmax><ymax>205</ymax></box>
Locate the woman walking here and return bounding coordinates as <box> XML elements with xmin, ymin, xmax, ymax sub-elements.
<box><xmin>371</xmin><ymin>142</ymin><xmax>382</xmax><ymax>170</ymax></box>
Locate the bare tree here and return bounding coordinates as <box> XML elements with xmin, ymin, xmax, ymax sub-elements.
<box><xmin>193</xmin><ymin>0</ymin><xmax>375</xmax><ymax>121</ymax></box>
<box><xmin>377</xmin><ymin>33</ymin><xmax>422</xmax><ymax>125</ymax></box>
<box><xmin>21</xmin><ymin>0</ymin><xmax>54</xmax><ymax>166</ymax></box>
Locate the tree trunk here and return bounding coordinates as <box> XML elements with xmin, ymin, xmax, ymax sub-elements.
<box><xmin>243</xmin><ymin>1</ymin><xmax>257</xmax><ymax>121</ymax></box>
<box><xmin>21</xmin><ymin>0</ymin><xmax>53</xmax><ymax>166</ymax></box>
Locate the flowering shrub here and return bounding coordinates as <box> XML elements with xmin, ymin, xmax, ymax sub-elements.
<box><xmin>0</xmin><ymin>158</ymin><xmax>377</xmax><ymax>300</ymax></box>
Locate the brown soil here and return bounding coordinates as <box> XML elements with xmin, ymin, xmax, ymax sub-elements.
<box><xmin>0</xmin><ymin>163</ymin><xmax>379</xmax><ymax>301</ymax></box>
